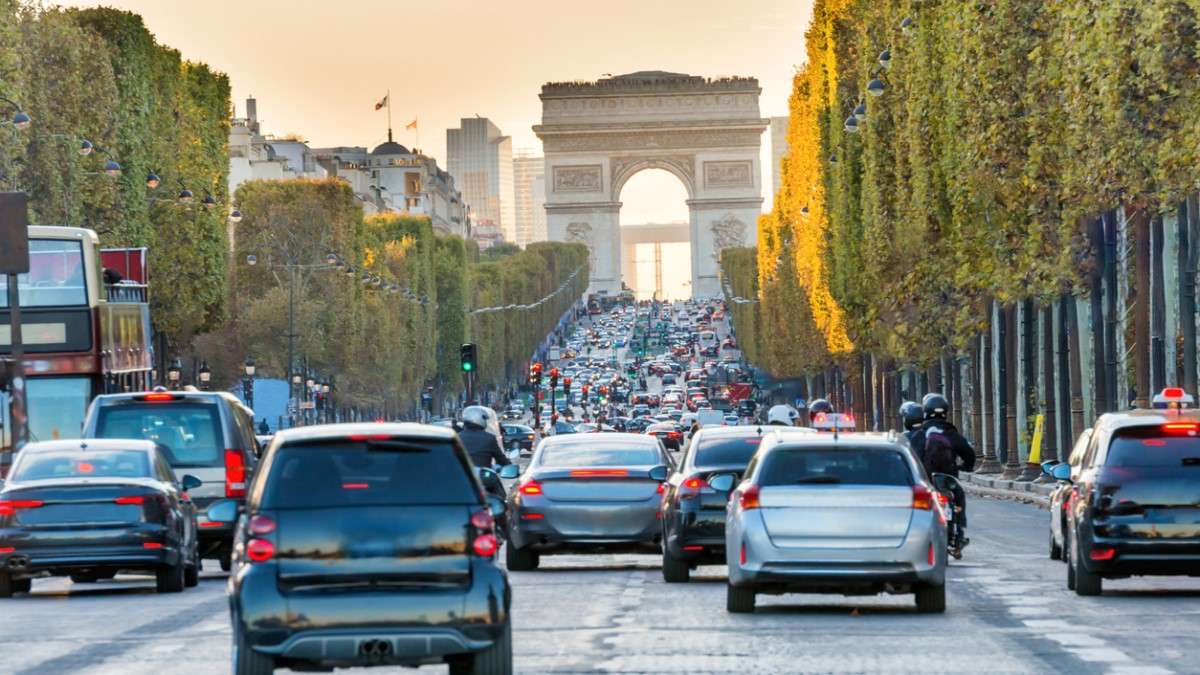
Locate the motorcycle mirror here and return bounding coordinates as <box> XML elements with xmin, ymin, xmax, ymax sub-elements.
<box><xmin>648</xmin><ymin>465</ymin><xmax>669</xmax><ymax>482</ymax></box>
<box><xmin>1039</xmin><ymin>460</ymin><xmax>1061</xmax><ymax>476</ymax></box>
<box><xmin>707</xmin><ymin>473</ymin><xmax>736</xmax><ymax>492</ymax></box>
<box><xmin>1051</xmin><ymin>463</ymin><xmax>1072</xmax><ymax>482</ymax></box>
<box><xmin>477</xmin><ymin>467</ymin><xmax>498</xmax><ymax>482</ymax></box>
<box><xmin>498</xmin><ymin>464</ymin><xmax>520</xmax><ymax>480</ymax></box>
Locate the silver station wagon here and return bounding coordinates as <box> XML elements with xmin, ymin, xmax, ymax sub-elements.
<box><xmin>723</xmin><ymin>430</ymin><xmax>948</xmax><ymax>613</ymax></box>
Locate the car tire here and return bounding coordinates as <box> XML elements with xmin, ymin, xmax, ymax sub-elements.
<box><xmin>232</xmin><ymin>617</ymin><xmax>275</xmax><ymax>675</ymax></box>
<box><xmin>1066</xmin><ymin>548</ymin><xmax>1077</xmax><ymax>590</ymax></box>
<box><xmin>184</xmin><ymin>562</ymin><xmax>200</xmax><ymax>588</ymax></box>
<box><xmin>914</xmin><ymin>583</ymin><xmax>946</xmax><ymax>613</ymax></box>
<box><xmin>155</xmin><ymin>559</ymin><xmax>186</xmax><ymax>594</ymax></box>
<box><xmin>12</xmin><ymin>577</ymin><xmax>31</xmax><ymax>594</ymax></box>
<box><xmin>219</xmin><ymin>549</ymin><xmax>233</xmax><ymax>572</ymax></box>
<box><xmin>505</xmin><ymin>542</ymin><xmax>539</xmax><ymax>571</ymax></box>
<box><xmin>726</xmin><ymin>583</ymin><xmax>755</xmax><ymax>613</ymax></box>
<box><xmin>1073</xmin><ymin>553</ymin><xmax>1102</xmax><ymax>597</ymax></box>
<box><xmin>449</xmin><ymin>621</ymin><xmax>512</xmax><ymax>675</ymax></box>
<box><xmin>0</xmin><ymin>572</ymin><xmax>15</xmax><ymax>598</ymax></box>
<box><xmin>661</xmin><ymin>550</ymin><xmax>690</xmax><ymax>583</ymax></box>
<box><xmin>1049</xmin><ymin>530</ymin><xmax>1062</xmax><ymax>561</ymax></box>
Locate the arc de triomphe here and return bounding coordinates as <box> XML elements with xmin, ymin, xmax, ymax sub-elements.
<box><xmin>534</xmin><ymin>71</ymin><xmax>767</xmax><ymax>298</ymax></box>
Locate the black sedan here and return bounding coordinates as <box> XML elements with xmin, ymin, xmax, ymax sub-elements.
<box><xmin>0</xmin><ymin>439</ymin><xmax>200</xmax><ymax>597</ymax></box>
<box><xmin>502</xmin><ymin>424</ymin><xmax>538</xmax><ymax>454</ymax></box>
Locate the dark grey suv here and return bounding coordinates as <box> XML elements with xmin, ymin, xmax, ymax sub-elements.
<box><xmin>82</xmin><ymin>390</ymin><xmax>260</xmax><ymax>570</ymax></box>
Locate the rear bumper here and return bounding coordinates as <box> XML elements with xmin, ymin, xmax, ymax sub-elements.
<box><xmin>664</xmin><ymin>511</ymin><xmax>727</xmax><ymax>561</ymax></box>
<box><xmin>1081</xmin><ymin>535</ymin><xmax>1200</xmax><ymax>576</ymax></box>
<box><xmin>508</xmin><ymin>499</ymin><xmax>660</xmax><ymax>552</ymax></box>
<box><xmin>231</xmin><ymin>560</ymin><xmax>510</xmax><ymax>667</ymax></box>
<box><xmin>0</xmin><ymin>545</ymin><xmax>178</xmax><ymax>577</ymax></box>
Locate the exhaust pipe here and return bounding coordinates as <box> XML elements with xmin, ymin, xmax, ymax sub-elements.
<box><xmin>6</xmin><ymin>556</ymin><xmax>30</xmax><ymax>570</ymax></box>
<box><xmin>359</xmin><ymin>639</ymin><xmax>393</xmax><ymax>662</ymax></box>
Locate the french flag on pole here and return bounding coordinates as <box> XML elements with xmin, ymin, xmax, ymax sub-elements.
<box><xmin>374</xmin><ymin>94</ymin><xmax>388</xmax><ymax>111</ymax></box>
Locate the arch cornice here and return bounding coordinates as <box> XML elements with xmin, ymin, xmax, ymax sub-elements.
<box><xmin>610</xmin><ymin>156</ymin><xmax>695</xmax><ymax>201</ymax></box>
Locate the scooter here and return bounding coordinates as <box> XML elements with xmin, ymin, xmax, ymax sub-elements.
<box><xmin>931</xmin><ymin>473</ymin><xmax>969</xmax><ymax>559</ymax></box>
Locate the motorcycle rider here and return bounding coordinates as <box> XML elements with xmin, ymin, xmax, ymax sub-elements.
<box><xmin>910</xmin><ymin>393</ymin><xmax>974</xmax><ymax>547</ymax></box>
<box><xmin>899</xmin><ymin>400</ymin><xmax>924</xmax><ymax>444</ymax></box>
<box><xmin>766</xmin><ymin>404</ymin><xmax>800</xmax><ymax>426</ymax></box>
<box><xmin>459</xmin><ymin>405</ymin><xmax>512</xmax><ymax>469</ymax></box>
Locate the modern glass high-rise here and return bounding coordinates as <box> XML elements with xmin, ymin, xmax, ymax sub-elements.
<box><xmin>512</xmin><ymin>150</ymin><xmax>546</xmax><ymax>247</ymax></box>
<box><xmin>447</xmin><ymin>118</ymin><xmax>515</xmax><ymax>242</ymax></box>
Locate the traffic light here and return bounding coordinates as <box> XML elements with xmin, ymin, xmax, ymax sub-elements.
<box><xmin>460</xmin><ymin>343</ymin><xmax>477</xmax><ymax>373</ymax></box>
<box><xmin>563</xmin><ymin>376</ymin><xmax>572</xmax><ymax>397</ymax></box>
<box><xmin>549</xmin><ymin>367</ymin><xmax>559</xmax><ymax>390</ymax></box>
<box><xmin>529</xmin><ymin>362</ymin><xmax>543</xmax><ymax>384</ymax></box>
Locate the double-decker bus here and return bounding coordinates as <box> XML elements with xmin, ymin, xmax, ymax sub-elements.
<box><xmin>1</xmin><ymin>226</ymin><xmax>152</xmax><ymax>475</ymax></box>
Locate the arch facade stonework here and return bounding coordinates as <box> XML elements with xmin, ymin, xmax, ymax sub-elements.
<box><xmin>534</xmin><ymin>71</ymin><xmax>767</xmax><ymax>297</ymax></box>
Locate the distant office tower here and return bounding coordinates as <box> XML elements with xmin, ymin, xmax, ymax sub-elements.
<box><xmin>447</xmin><ymin>118</ymin><xmax>515</xmax><ymax>243</ymax></box>
<box><xmin>513</xmin><ymin>151</ymin><xmax>547</xmax><ymax>247</ymax></box>
<box><xmin>769</xmin><ymin>116</ymin><xmax>789</xmax><ymax>201</ymax></box>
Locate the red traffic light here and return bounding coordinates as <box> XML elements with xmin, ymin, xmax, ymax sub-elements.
<box><xmin>549</xmin><ymin>368</ymin><xmax>559</xmax><ymax>379</ymax></box>
<box><xmin>532</xmin><ymin>362</ymin><xmax>543</xmax><ymax>374</ymax></box>
<box><xmin>563</xmin><ymin>376</ymin><xmax>572</xmax><ymax>386</ymax></box>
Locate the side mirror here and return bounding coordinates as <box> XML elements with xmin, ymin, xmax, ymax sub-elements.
<box><xmin>648</xmin><ymin>465</ymin><xmax>669</xmax><ymax>482</ymax></box>
<box><xmin>1051</xmin><ymin>463</ymin><xmax>1072</xmax><ymax>482</ymax></box>
<box><xmin>206</xmin><ymin>498</ymin><xmax>239</xmax><ymax>524</ymax></box>
<box><xmin>477</xmin><ymin>467</ymin><xmax>499</xmax><ymax>483</ymax></box>
<box><xmin>1040</xmin><ymin>460</ymin><xmax>1061</xmax><ymax>476</ymax></box>
<box><xmin>487</xmin><ymin>495</ymin><xmax>505</xmax><ymax>518</ymax></box>
<box><xmin>707</xmin><ymin>473</ymin><xmax>736</xmax><ymax>492</ymax></box>
<box><xmin>498</xmin><ymin>464</ymin><xmax>520</xmax><ymax>480</ymax></box>
<box><xmin>180</xmin><ymin>474</ymin><xmax>203</xmax><ymax>491</ymax></box>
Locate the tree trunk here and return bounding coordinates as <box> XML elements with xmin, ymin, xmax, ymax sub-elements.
<box><xmin>1132</xmin><ymin>208</ymin><xmax>1152</xmax><ymax>408</ymax></box>
<box><xmin>1151</xmin><ymin>214</ymin><xmax>1167</xmax><ymax>393</ymax></box>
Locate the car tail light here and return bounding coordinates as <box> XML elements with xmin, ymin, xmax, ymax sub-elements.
<box><xmin>472</xmin><ymin>533</ymin><xmax>498</xmax><ymax>557</ymax></box>
<box><xmin>224</xmin><ymin>449</ymin><xmax>247</xmax><ymax>498</ymax></box>
<box><xmin>927</xmin><ymin>541</ymin><xmax>935</xmax><ymax>566</ymax></box>
<box><xmin>518</xmin><ymin>480</ymin><xmax>543</xmax><ymax>496</ymax></box>
<box><xmin>813</xmin><ymin>413</ymin><xmax>827</xmax><ymax>424</ymax></box>
<box><xmin>248</xmin><ymin>514</ymin><xmax>276</xmax><ymax>536</ymax></box>
<box><xmin>520</xmin><ymin>512</ymin><xmax>544</xmax><ymax>520</ymax></box>
<box><xmin>1090</xmin><ymin>547</ymin><xmax>1116</xmax><ymax>561</ymax></box>
<box><xmin>246</xmin><ymin>538</ymin><xmax>275</xmax><ymax>563</ymax></box>
<box><xmin>739</xmin><ymin>542</ymin><xmax>747</xmax><ymax>565</ymax></box>
<box><xmin>0</xmin><ymin>547</ymin><xmax>13</xmax><ymax>554</ymax></box>
<box><xmin>656</xmin><ymin>482</ymin><xmax>666</xmax><ymax>494</ymax></box>
<box><xmin>143</xmin><ymin>542</ymin><xmax>164</xmax><ymax>549</ymax></box>
<box><xmin>739</xmin><ymin>484</ymin><xmax>761</xmax><ymax>510</ymax></box>
<box><xmin>199</xmin><ymin>521</ymin><xmax>224</xmax><ymax>528</ymax></box>
<box><xmin>0</xmin><ymin>499</ymin><xmax>43</xmax><ymax>516</ymax></box>
<box><xmin>342</xmin><ymin>482</ymin><xmax>370</xmax><ymax>490</ymax></box>
<box><xmin>114</xmin><ymin>496</ymin><xmax>145</xmax><ymax>505</ymax></box>
<box><xmin>470</xmin><ymin>508</ymin><xmax>494</xmax><ymax>531</ymax></box>
<box><xmin>348</xmin><ymin>434</ymin><xmax>392</xmax><ymax>441</ymax></box>
<box><xmin>569</xmin><ymin>469</ymin><xmax>629</xmax><ymax>478</ymax></box>
<box><xmin>142</xmin><ymin>392</ymin><xmax>176</xmax><ymax>402</ymax></box>
<box><xmin>1163</xmin><ymin>422</ymin><xmax>1199</xmax><ymax>434</ymax></box>
<box><xmin>912</xmin><ymin>485</ymin><xmax>935</xmax><ymax>511</ymax></box>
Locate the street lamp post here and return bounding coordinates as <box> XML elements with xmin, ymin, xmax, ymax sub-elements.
<box><xmin>243</xmin><ymin>356</ymin><xmax>256</xmax><ymax>410</ymax></box>
<box><xmin>198</xmin><ymin>361</ymin><xmax>211</xmax><ymax>390</ymax></box>
<box><xmin>167</xmin><ymin>358</ymin><xmax>182</xmax><ymax>390</ymax></box>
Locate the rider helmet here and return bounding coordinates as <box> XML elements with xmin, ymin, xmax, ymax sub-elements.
<box><xmin>807</xmin><ymin>398</ymin><xmax>833</xmax><ymax>416</ymax></box>
<box><xmin>462</xmin><ymin>405</ymin><xmax>492</xmax><ymax>430</ymax></box>
<box><xmin>922</xmin><ymin>393</ymin><xmax>950</xmax><ymax>420</ymax></box>
<box><xmin>899</xmin><ymin>401</ymin><xmax>924</xmax><ymax>430</ymax></box>
<box><xmin>766</xmin><ymin>404</ymin><xmax>799</xmax><ymax>426</ymax></box>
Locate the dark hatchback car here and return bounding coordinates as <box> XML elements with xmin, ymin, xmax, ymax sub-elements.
<box><xmin>0</xmin><ymin>439</ymin><xmax>200</xmax><ymax>597</ymax></box>
<box><xmin>502</xmin><ymin>424</ymin><xmax>537</xmax><ymax>453</ymax></box>
<box><xmin>1059</xmin><ymin>394</ymin><xmax>1200</xmax><ymax>596</ymax></box>
<box><xmin>645</xmin><ymin>422</ymin><xmax>683</xmax><ymax>451</ymax></box>
<box><xmin>229</xmin><ymin>423</ymin><xmax>511</xmax><ymax>675</ymax></box>
<box><xmin>83</xmin><ymin>390</ymin><xmax>261</xmax><ymax>570</ymax></box>
<box><xmin>659</xmin><ymin>426</ymin><xmax>815</xmax><ymax>582</ymax></box>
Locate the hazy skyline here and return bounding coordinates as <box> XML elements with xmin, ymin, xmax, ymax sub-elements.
<box><xmin>58</xmin><ymin>0</ymin><xmax>813</xmax><ymax>224</ymax></box>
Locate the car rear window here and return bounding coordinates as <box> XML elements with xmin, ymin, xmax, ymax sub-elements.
<box><xmin>261</xmin><ymin>439</ymin><xmax>478</xmax><ymax>509</ymax></box>
<box><xmin>1107</xmin><ymin>427</ymin><xmax>1200</xmax><ymax>468</ymax></box>
<box><xmin>760</xmin><ymin>447</ymin><xmax>913</xmax><ymax>486</ymax></box>
<box><xmin>13</xmin><ymin>450</ymin><xmax>151</xmax><ymax>481</ymax></box>
<box><xmin>94</xmin><ymin>403</ymin><xmax>223</xmax><ymax>468</ymax></box>
<box><xmin>540</xmin><ymin>442</ymin><xmax>660</xmax><ymax>467</ymax></box>
<box><xmin>694</xmin><ymin>436</ymin><xmax>763</xmax><ymax>468</ymax></box>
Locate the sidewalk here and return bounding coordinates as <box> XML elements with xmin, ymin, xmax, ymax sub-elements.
<box><xmin>959</xmin><ymin>472</ymin><xmax>1053</xmax><ymax>508</ymax></box>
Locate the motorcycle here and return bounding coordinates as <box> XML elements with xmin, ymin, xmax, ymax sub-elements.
<box><xmin>931</xmin><ymin>473</ymin><xmax>969</xmax><ymax>559</ymax></box>
<box><xmin>477</xmin><ymin>465</ymin><xmax>520</xmax><ymax>535</ymax></box>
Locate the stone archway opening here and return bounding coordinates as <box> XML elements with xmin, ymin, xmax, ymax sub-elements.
<box><xmin>618</xmin><ymin>168</ymin><xmax>691</xmax><ymax>301</ymax></box>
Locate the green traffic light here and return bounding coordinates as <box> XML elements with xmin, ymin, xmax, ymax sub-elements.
<box><xmin>462</xmin><ymin>362</ymin><xmax>473</xmax><ymax>372</ymax></box>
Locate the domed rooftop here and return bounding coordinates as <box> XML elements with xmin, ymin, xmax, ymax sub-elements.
<box><xmin>371</xmin><ymin>140</ymin><xmax>410</xmax><ymax>156</ymax></box>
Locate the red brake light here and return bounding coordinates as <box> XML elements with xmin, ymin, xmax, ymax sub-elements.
<box><xmin>1163</xmin><ymin>423</ymin><xmax>1198</xmax><ymax>434</ymax></box>
<box><xmin>927</xmin><ymin>541</ymin><xmax>935</xmax><ymax>566</ymax></box>
<box><xmin>682</xmin><ymin>478</ymin><xmax>704</xmax><ymax>489</ymax></box>
<box><xmin>569</xmin><ymin>469</ymin><xmax>629</xmax><ymax>478</ymax></box>
<box><xmin>739</xmin><ymin>484</ymin><xmax>761</xmax><ymax>510</ymax></box>
<box><xmin>472</xmin><ymin>533</ymin><xmax>498</xmax><ymax>557</ymax></box>
<box><xmin>1162</xmin><ymin>387</ymin><xmax>1186</xmax><ymax>399</ymax></box>
<box><xmin>348</xmin><ymin>434</ymin><xmax>392</xmax><ymax>441</ymax></box>
<box><xmin>342</xmin><ymin>482</ymin><xmax>370</xmax><ymax>490</ymax></box>
<box><xmin>470</xmin><ymin>509</ymin><xmax>494</xmax><ymax>531</ymax></box>
<box><xmin>0</xmin><ymin>547</ymin><xmax>13</xmax><ymax>554</ymax></box>
<box><xmin>739</xmin><ymin>542</ymin><xmax>747</xmax><ymax>565</ymax></box>
<box><xmin>142</xmin><ymin>542</ymin><xmax>164</xmax><ymax>549</ymax></box>
<box><xmin>114</xmin><ymin>496</ymin><xmax>145</xmax><ymax>505</ymax></box>
<box><xmin>912</xmin><ymin>485</ymin><xmax>935</xmax><ymax>511</ymax></box>
<box><xmin>1089</xmin><ymin>547</ymin><xmax>1116</xmax><ymax>561</ymax></box>
<box><xmin>813</xmin><ymin>413</ymin><xmax>827</xmax><ymax>423</ymax></box>
<box><xmin>246</xmin><ymin>538</ymin><xmax>275</xmax><ymax>563</ymax></box>
<box><xmin>143</xmin><ymin>392</ymin><xmax>176</xmax><ymax>402</ymax></box>
<box><xmin>77</xmin><ymin>462</ymin><xmax>95</xmax><ymax>474</ymax></box>
<box><xmin>518</xmin><ymin>480</ymin><xmax>543</xmax><ymax>496</ymax></box>
<box><xmin>656</xmin><ymin>482</ymin><xmax>666</xmax><ymax>494</ymax></box>
<box><xmin>0</xmin><ymin>499</ymin><xmax>44</xmax><ymax>516</ymax></box>
<box><xmin>224</xmin><ymin>449</ymin><xmax>246</xmax><ymax>498</ymax></box>
<box><xmin>248</xmin><ymin>514</ymin><xmax>276</xmax><ymax>535</ymax></box>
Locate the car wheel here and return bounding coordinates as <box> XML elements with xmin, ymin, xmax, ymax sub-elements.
<box><xmin>219</xmin><ymin>548</ymin><xmax>233</xmax><ymax>572</ymax></box>
<box><xmin>505</xmin><ymin>542</ymin><xmax>539</xmax><ymax>571</ymax></box>
<box><xmin>1066</xmin><ymin>547</ymin><xmax>1077</xmax><ymax>590</ymax></box>
<box><xmin>914</xmin><ymin>583</ymin><xmax>946</xmax><ymax>613</ymax></box>
<box><xmin>1049</xmin><ymin>529</ymin><xmax>1062</xmax><ymax>561</ymax></box>
<box><xmin>449</xmin><ymin>621</ymin><xmax>512</xmax><ymax>675</ymax></box>
<box><xmin>12</xmin><ymin>577</ymin><xmax>31</xmax><ymax>594</ymax></box>
<box><xmin>70</xmin><ymin>573</ymin><xmax>99</xmax><ymax>584</ymax></box>
<box><xmin>726</xmin><ymin>583</ymin><xmax>755</xmax><ymax>613</ymax></box>
<box><xmin>155</xmin><ymin>559</ymin><xmax>186</xmax><ymax>594</ymax></box>
<box><xmin>1073</xmin><ymin>551</ymin><xmax>1102</xmax><ymax>597</ymax></box>
<box><xmin>184</xmin><ymin>562</ymin><xmax>200</xmax><ymax>588</ymax></box>
<box><xmin>232</xmin><ymin>616</ymin><xmax>275</xmax><ymax>675</ymax></box>
<box><xmin>0</xmin><ymin>572</ymin><xmax>16</xmax><ymax>598</ymax></box>
<box><xmin>661</xmin><ymin>550</ymin><xmax>690</xmax><ymax>583</ymax></box>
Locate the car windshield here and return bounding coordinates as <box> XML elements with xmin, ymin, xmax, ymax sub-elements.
<box><xmin>1107</xmin><ymin>427</ymin><xmax>1200</xmax><ymax>468</ymax></box>
<box><xmin>760</xmin><ymin>447</ymin><xmax>913</xmax><ymax>486</ymax></box>
<box><xmin>540</xmin><ymin>441</ymin><xmax>660</xmax><ymax>467</ymax></box>
<box><xmin>262</xmin><ymin>439</ymin><xmax>477</xmax><ymax>508</ymax></box>
<box><xmin>12</xmin><ymin>449</ymin><xmax>151</xmax><ymax>481</ymax></box>
<box><xmin>94</xmin><ymin>402</ymin><xmax>223</xmax><ymax>467</ymax></box>
<box><xmin>693</xmin><ymin>435</ymin><xmax>762</xmax><ymax>468</ymax></box>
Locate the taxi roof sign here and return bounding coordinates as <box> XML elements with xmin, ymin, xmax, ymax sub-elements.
<box><xmin>1152</xmin><ymin>388</ymin><xmax>1195</xmax><ymax>410</ymax></box>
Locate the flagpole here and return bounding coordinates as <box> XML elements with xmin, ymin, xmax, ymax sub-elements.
<box><xmin>386</xmin><ymin>88</ymin><xmax>393</xmax><ymax>142</ymax></box>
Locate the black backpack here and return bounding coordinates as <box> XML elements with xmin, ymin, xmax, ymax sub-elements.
<box><xmin>923</xmin><ymin>425</ymin><xmax>957</xmax><ymax>474</ymax></box>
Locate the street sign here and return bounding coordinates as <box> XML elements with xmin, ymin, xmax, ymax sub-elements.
<box><xmin>0</xmin><ymin>192</ymin><xmax>30</xmax><ymax>274</ymax></box>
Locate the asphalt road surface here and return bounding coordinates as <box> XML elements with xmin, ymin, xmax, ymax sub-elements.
<box><xmin>4</xmin><ymin>494</ymin><xmax>1196</xmax><ymax>674</ymax></box>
